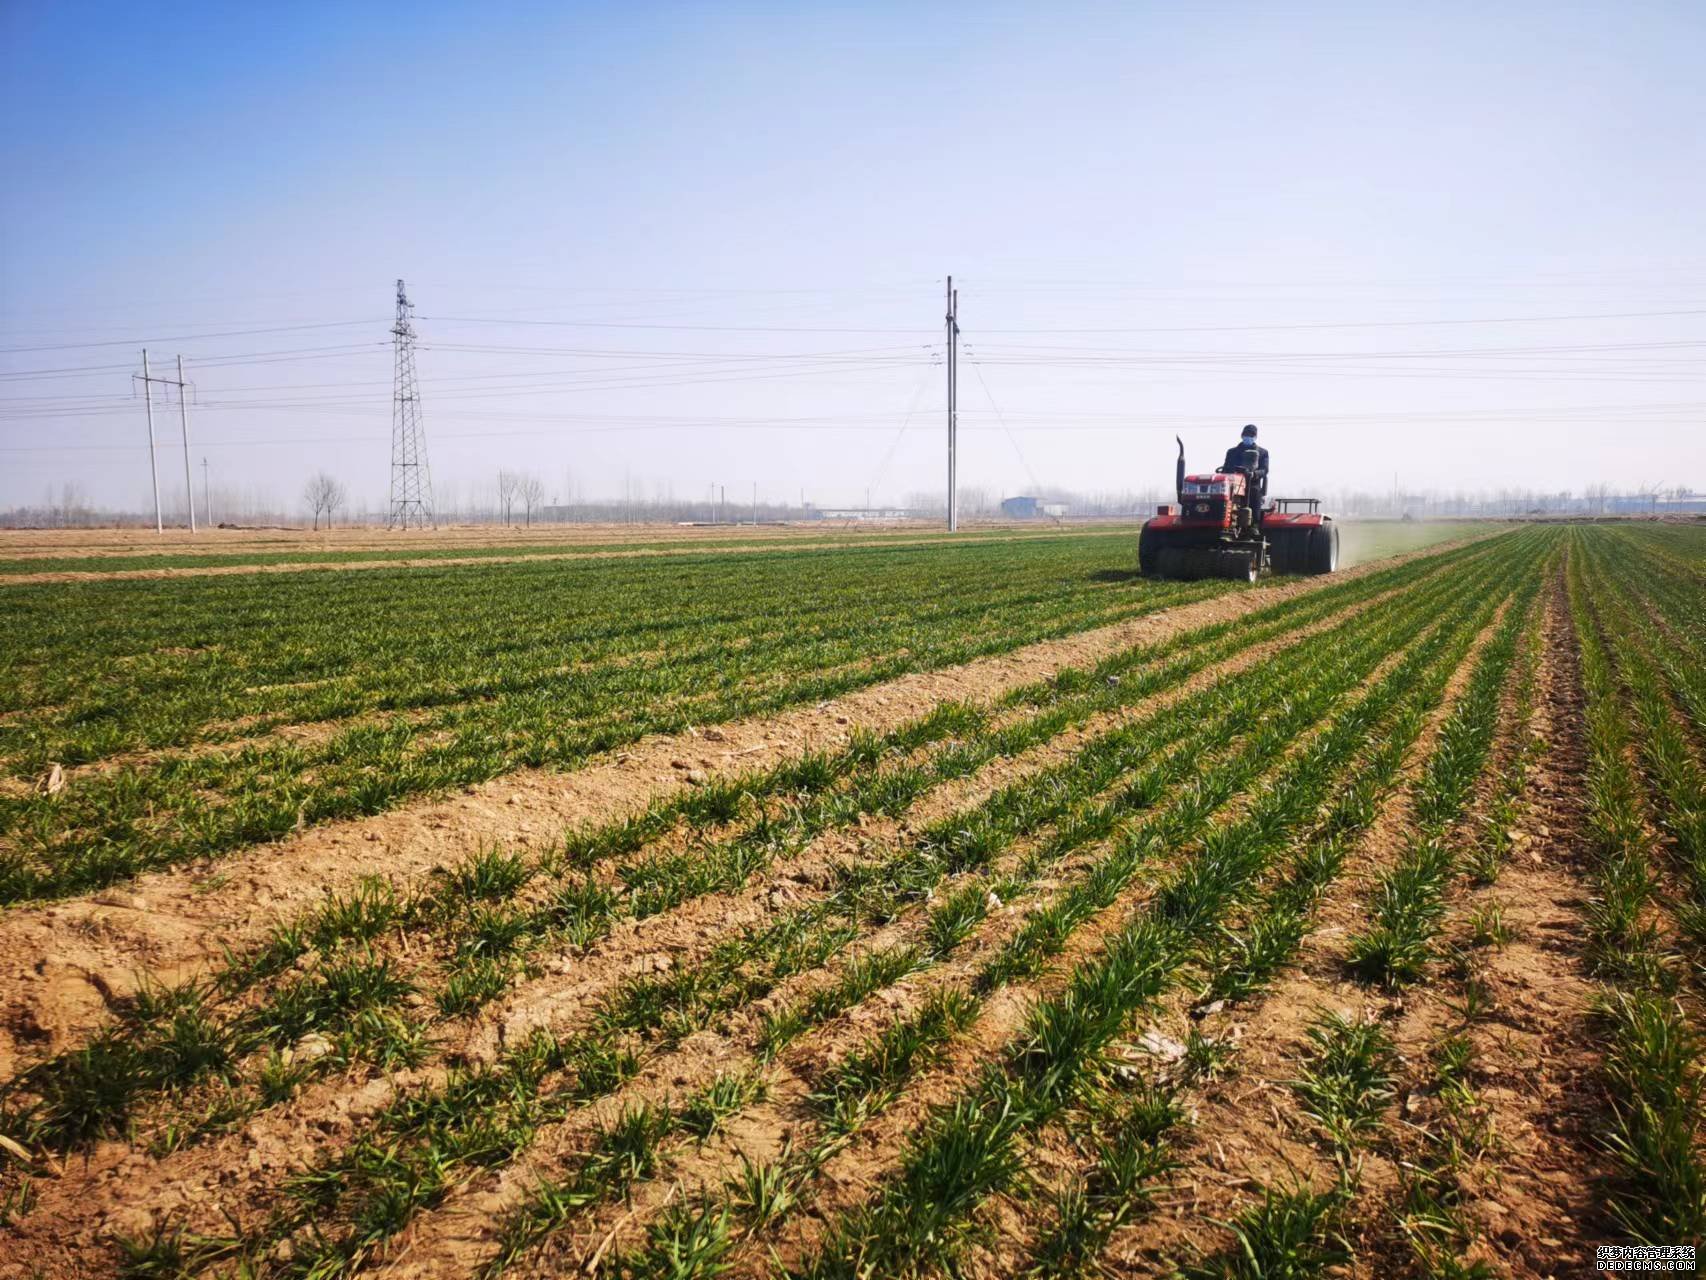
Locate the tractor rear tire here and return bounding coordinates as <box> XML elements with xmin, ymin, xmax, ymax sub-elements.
<box><xmin>1307</xmin><ymin>522</ymin><xmax>1339</xmax><ymax>575</ymax></box>
<box><xmin>1138</xmin><ymin>526</ymin><xmax>1159</xmax><ymax>576</ymax></box>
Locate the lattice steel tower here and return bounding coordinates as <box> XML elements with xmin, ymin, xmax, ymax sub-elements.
<box><xmin>387</xmin><ymin>279</ymin><xmax>435</xmax><ymax>529</ymax></box>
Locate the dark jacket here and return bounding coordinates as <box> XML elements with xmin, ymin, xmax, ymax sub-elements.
<box><xmin>1222</xmin><ymin>441</ymin><xmax>1269</xmax><ymax>503</ymax></box>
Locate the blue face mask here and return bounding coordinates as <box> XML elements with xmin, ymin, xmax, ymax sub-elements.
<box><xmin>1241</xmin><ymin>436</ymin><xmax>1257</xmax><ymax>445</ymax></box>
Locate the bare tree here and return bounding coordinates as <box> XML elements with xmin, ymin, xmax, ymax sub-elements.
<box><xmin>50</xmin><ymin>482</ymin><xmax>89</xmax><ymax>528</ymax></box>
<box><xmin>518</xmin><ymin>474</ymin><xmax>545</xmax><ymax>527</ymax></box>
<box><xmin>303</xmin><ymin>471</ymin><xmax>346</xmax><ymax>531</ymax></box>
<box><xmin>497</xmin><ymin>470</ymin><xmax>520</xmax><ymax>526</ymax></box>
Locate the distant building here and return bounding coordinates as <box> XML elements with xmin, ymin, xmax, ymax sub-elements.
<box><xmin>1001</xmin><ymin>496</ymin><xmax>1068</xmax><ymax>519</ymax></box>
<box><xmin>812</xmin><ymin>508</ymin><xmax>915</xmax><ymax>521</ymax></box>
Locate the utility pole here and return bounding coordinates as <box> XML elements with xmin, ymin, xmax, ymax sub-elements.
<box><xmin>945</xmin><ymin>277</ymin><xmax>960</xmax><ymax>532</ymax></box>
<box><xmin>136</xmin><ymin>351</ymin><xmax>197</xmax><ymax>532</ymax></box>
<box><xmin>139</xmin><ymin>349</ymin><xmax>162</xmax><ymax>533</ymax></box>
<box><xmin>177</xmin><ymin>356</ymin><xmax>196</xmax><ymax>532</ymax></box>
<box><xmin>202</xmin><ymin>457</ymin><xmax>211</xmax><ymax>526</ymax></box>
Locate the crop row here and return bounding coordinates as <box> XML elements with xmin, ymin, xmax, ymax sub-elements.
<box><xmin>1001</xmin><ymin>537</ymin><xmax>1545</xmax><ymax>1279</ymax></box>
<box><xmin>522</xmin><ymin>535</ymin><xmax>1549</xmax><ymax>1276</ymax></box>
<box><xmin>777</xmin><ymin>539</ymin><xmax>1528</xmax><ymax>1280</ymax></box>
<box><xmin>1382</xmin><ymin>609</ymin><xmax>1545</xmax><ymax>1277</ymax></box>
<box><xmin>1591</xmin><ymin>524</ymin><xmax>1706</xmax><ymax>743</ymax></box>
<box><xmin>92</xmin><ymin>533</ymin><xmax>1542</xmax><ymax>1274</ymax></box>
<box><xmin>465</xmin><ymin>539</ymin><xmax>1531</xmax><ymax>1280</ymax></box>
<box><xmin>0</xmin><ymin>533</ymin><xmax>1493</xmax><ymax>1160</ymax></box>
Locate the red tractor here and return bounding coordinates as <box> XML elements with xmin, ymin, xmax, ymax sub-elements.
<box><xmin>1139</xmin><ymin>436</ymin><xmax>1338</xmax><ymax>581</ymax></box>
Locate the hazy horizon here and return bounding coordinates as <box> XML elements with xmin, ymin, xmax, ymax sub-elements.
<box><xmin>4</xmin><ymin>2</ymin><xmax>1703</xmax><ymax>517</ymax></box>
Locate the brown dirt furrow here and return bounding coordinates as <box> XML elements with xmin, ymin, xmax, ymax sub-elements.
<box><xmin>1078</xmin><ymin>592</ymin><xmax>1523</xmax><ymax>1276</ymax></box>
<box><xmin>0</xmin><ymin>545</ymin><xmax>1461</xmax><ymax>1083</ymax></box>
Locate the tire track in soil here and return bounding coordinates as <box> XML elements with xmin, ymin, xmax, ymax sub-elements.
<box><xmin>0</xmin><ymin>576</ymin><xmax>1414</xmax><ymax>1277</ymax></box>
<box><xmin>0</xmin><ymin>543</ymin><xmax>1477</xmax><ymax>1083</ymax></box>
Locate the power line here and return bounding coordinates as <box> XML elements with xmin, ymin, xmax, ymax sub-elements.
<box><xmin>967</xmin><ymin>307</ymin><xmax>1706</xmax><ymax>335</ymax></box>
<box><xmin>422</xmin><ymin>314</ymin><xmax>936</xmax><ymax>334</ymax></box>
<box><xmin>6</xmin><ymin>406</ymin><xmax>1698</xmax><ymax>453</ymax></box>
<box><xmin>0</xmin><ymin>319</ymin><xmax>387</xmax><ymax>355</ymax></box>
<box><xmin>965</xmin><ymin>352</ymin><xmax>1042</xmax><ymax>494</ymax></box>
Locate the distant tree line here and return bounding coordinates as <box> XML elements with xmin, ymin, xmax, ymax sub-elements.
<box><xmin>3</xmin><ymin>473</ymin><xmax>1700</xmax><ymax>529</ymax></box>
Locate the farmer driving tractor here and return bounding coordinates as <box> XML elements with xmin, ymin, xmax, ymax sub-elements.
<box><xmin>1221</xmin><ymin>423</ymin><xmax>1269</xmax><ymax>527</ymax></box>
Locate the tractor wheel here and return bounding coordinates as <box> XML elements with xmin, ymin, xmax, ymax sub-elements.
<box><xmin>1307</xmin><ymin>522</ymin><xmax>1339</xmax><ymax>575</ymax></box>
<box><xmin>1138</xmin><ymin>526</ymin><xmax>1159</xmax><ymax>576</ymax></box>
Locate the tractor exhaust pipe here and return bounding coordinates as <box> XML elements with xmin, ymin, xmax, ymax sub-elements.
<box><xmin>1174</xmin><ymin>436</ymin><xmax>1186</xmax><ymax>505</ymax></box>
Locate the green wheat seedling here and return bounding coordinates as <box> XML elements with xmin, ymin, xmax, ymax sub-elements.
<box><xmin>0</xmin><ymin>539</ymin><xmax>1542</xmax><ymax>1276</ymax></box>
<box><xmin>796</xmin><ymin>539</ymin><xmax>1549</xmax><ymax>1280</ymax></box>
<box><xmin>0</xmin><ymin>603</ymin><xmax>1276</xmax><ymax>1153</ymax></box>
<box><xmin>1596</xmin><ymin>986</ymin><xmax>1706</xmax><ymax>1240</ymax></box>
<box><xmin>1289</xmin><ymin>1011</ymin><xmax>1396</xmax><ymax>1155</ymax></box>
<box><xmin>462</xmin><ymin>540</ymin><xmax>1534</xmax><ymax>1278</ymax></box>
<box><xmin>0</xmin><ymin>532</ymin><xmax>1503</xmax><ymax>906</ymax></box>
<box><xmin>3</xmin><ymin>535</ymin><xmax>1274</xmax><ymax>901</ymax></box>
<box><xmin>1180</xmin><ymin>1182</ymin><xmax>1350</xmax><ymax>1280</ymax></box>
<box><xmin>498</xmin><ymin>636</ymin><xmax>1369</xmax><ymax>1273</ymax></box>
<box><xmin>789</xmin><ymin>559</ymin><xmax>1530</xmax><ymax>1280</ymax></box>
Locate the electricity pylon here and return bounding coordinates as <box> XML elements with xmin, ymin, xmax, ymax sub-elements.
<box><xmin>387</xmin><ymin>279</ymin><xmax>435</xmax><ymax>529</ymax></box>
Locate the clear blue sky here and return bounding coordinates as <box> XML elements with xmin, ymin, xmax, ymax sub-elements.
<box><xmin>3</xmin><ymin>1</ymin><xmax>1702</xmax><ymax>515</ymax></box>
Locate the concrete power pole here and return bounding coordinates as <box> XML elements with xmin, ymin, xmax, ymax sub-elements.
<box><xmin>945</xmin><ymin>277</ymin><xmax>960</xmax><ymax>532</ymax></box>
<box><xmin>202</xmin><ymin>457</ymin><xmax>211</xmax><ymax>526</ymax></box>
<box><xmin>139</xmin><ymin>350</ymin><xmax>162</xmax><ymax>533</ymax></box>
<box><xmin>177</xmin><ymin>356</ymin><xmax>196</xmax><ymax>532</ymax></box>
<box><xmin>136</xmin><ymin>350</ymin><xmax>198</xmax><ymax>533</ymax></box>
